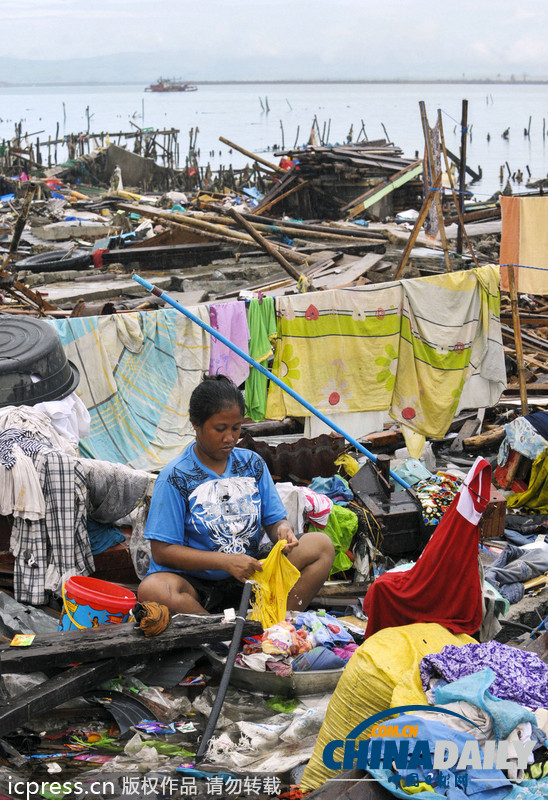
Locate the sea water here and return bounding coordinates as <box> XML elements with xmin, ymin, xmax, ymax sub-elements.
<box><xmin>1</xmin><ymin>81</ymin><xmax>547</xmax><ymax>201</ymax></box>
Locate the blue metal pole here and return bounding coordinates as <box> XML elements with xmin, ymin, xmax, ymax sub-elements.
<box><xmin>132</xmin><ymin>274</ymin><xmax>411</xmax><ymax>489</ymax></box>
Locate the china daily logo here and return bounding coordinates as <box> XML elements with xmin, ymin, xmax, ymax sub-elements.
<box><xmin>322</xmin><ymin>705</ymin><xmax>534</xmax><ymax>788</ymax></box>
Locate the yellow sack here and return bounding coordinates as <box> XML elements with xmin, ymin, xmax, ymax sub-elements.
<box><xmin>249</xmin><ymin>540</ymin><xmax>300</xmax><ymax>629</ymax></box>
<box><xmin>300</xmin><ymin>623</ymin><xmax>475</xmax><ymax>793</ymax></box>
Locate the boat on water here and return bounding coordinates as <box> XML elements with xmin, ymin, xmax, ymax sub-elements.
<box><xmin>145</xmin><ymin>78</ymin><xmax>197</xmax><ymax>93</ymax></box>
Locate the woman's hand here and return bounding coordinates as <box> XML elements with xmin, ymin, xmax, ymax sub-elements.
<box><xmin>268</xmin><ymin>519</ymin><xmax>299</xmax><ymax>554</ymax></box>
<box><xmin>225</xmin><ymin>554</ymin><xmax>263</xmax><ymax>583</ymax></box>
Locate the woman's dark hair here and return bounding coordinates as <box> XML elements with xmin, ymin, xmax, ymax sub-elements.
<box><xmin>189</xmin><ymin>374</ymin><xmax>245</xmax><ymax>426</ymax></box>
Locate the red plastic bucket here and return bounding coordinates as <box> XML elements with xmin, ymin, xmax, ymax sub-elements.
<box><xmin>58</xmin><ymin>576</ymin><xmax>136</xmax><ymax>632</ymax></box>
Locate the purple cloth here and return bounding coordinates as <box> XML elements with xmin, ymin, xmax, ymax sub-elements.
<box><xmin>209</xmin><ymin>302</ymin><xmax>250</xmax><ymax>387</ymax></box>
<box><xmin>420</xmin><ymin>640</ymin><xmax>548</xmax><ymax>710</ymax></box>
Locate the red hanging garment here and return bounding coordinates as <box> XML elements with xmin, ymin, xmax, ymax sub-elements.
<box><xmin>363</xmin><ymin>457</ymin><xmax>492</xmax><ymax>639</ymax></box>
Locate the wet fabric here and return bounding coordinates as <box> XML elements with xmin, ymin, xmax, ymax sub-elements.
<box><xmin>420</xmin><ymin>640</ymin><xmax>548</xmax><ymax>710</ymax></box>
<box><xmin>208</xmin><ymin>301</ymin><xmax>250</xmax><ymax>387</ymax></box>
<box><xmin>265</xmin><ymin>267</ymin><xmax>505</xmax><ymax>455</ymax></box>
<box><xmin>504</xmin><ymin>528</ymin><xmax>548</xmax><ymax>547</ymax></box>
<box><xmin>86</xmin><ymin>518</ymin><xmax>125</xmax><ymax>555</ymax></box>
<box><xmin>244</xmin><ymin>297</ymin><xmax>277</xmax><ymax>422</ymax></box>
<box><xmin>76</xmin><ymin>458</ymin><xmax>152</xmax><ymax>523</ymax></box>
<box><xmin>50</xmin><ymin>307</ymin><xmax>210</xmax><ymax>470</ymax></box>
<box><xmin>10</xmin><ymin>449</ymin><xmax>93</xmax><ymax>605</ymax></box>
<box><xmin>363</xmin><ymin>457</ymin><xmax>491</xmax><ymax>639</ymax></box>
<box><xmin>249</xmin><ymin>540</ymin><xmax>300</xmax><ymax>629</ymax></box>
<box><xmin>301</xmin><ymin>487</ymin><xmax>332</xmax><ymax>527</ymax></box>
<box><xmin>484</xmin><ymin>544</ymin><xmax>548</xmax><ymax>604</ymax></box>
<box><xmin>507</xmin><ymin>448</ymin><xmax>548</xmax><ymax>513</ymax></box>
<box><xmin>295</xmin><ymin>611</ymin><xmax>355</xmax><ymax>648</ymax></box>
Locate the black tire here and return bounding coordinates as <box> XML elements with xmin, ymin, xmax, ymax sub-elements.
<box><xmin>16</xmin><ymin>249</ymin><xmax>92</xmax><ymax>273</ymax></box>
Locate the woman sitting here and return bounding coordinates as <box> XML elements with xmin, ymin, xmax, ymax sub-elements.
<box><xmin>138</xmin><ymin>374</ymin><xmax>335</xmax><ymax>614</ymax></box>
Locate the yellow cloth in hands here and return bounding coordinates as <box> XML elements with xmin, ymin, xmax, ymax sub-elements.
<box><xmin>249</xmin><ymin>540</ymin><xmax>300</xmax><ymax>629</ymax></box>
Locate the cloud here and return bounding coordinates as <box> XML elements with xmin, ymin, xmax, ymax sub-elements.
<box><xmin>2</xmin><ymin>0</ymin><xmax>548</xmax><ymax>79</ymax></box>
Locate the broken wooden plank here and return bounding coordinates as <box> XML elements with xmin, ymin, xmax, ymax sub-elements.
<box><xmin>0</xmin><ymin>615</ymin><xmax>262</xmax><ymax>673</ymax></box>
<box><xmin>219</xmin><ymin>136</ymin><xmax>286</xmax><ymax>174</ymax></box>
<box><xmin>343</xmin><ymin>161</ymin><xmax>423</xmax><ymax>218</ymax></box>
<box><xmin>463</xmin><ymin>425</ymin><xmax>506</xmax><ymax>451</ymax></box>
<box><xmin>449</xmin><ymin>418</ymin><xmax>481</xmax><ymax>452</ymax></box>
<box><xmin>0</xmin><ymin>660</ymin><xmax>121</xmax><ymax>736</ymax></box>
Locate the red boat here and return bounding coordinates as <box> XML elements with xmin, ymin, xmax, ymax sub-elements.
<box><xmin>145</xmin><ymin>78</ymin><xmax>197</xmax><ymax>93</ymax></box>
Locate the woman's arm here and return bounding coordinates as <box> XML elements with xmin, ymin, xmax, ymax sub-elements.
<box><xmin>151</xmin><ymin>540</ymin><xmax>262</xmax><ymax>582</ymax></box>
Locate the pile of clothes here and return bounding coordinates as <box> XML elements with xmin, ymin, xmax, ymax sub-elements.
<box><xmin>236</xmin><ymin>611</ymin><xmax>359</xmax><ymax>676</ymax></box>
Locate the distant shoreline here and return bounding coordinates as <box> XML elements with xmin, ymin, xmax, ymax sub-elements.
<box><xmin>2</xmin><ymin>78</ymin><xmax>548</xmax><ymax>88</ymax></box>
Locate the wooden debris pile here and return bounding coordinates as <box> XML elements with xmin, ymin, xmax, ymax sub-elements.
<box><xmin>256</xmin><ymin>139</ymin><xmax>424</xmax><ymax>221</ymax></box>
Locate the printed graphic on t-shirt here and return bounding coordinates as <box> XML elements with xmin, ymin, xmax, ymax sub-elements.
<box><xmin>189</xmin><ymin>476</ymin><xmax>260</xmax><ymax>554</ymax></box>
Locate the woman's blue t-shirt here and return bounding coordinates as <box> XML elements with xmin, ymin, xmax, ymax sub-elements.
<box><xmin>144</xmin><ymin>444</ymin><xmax>287</xmax><ymax>580</ymax></box>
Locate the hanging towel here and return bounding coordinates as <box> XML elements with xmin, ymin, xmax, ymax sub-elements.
<box><xmin>249</xmin><ymin>539</ymin><xmax>300</xmax><ymax>629</ymax></box>
<box><xmin>209</xmin><ymin>301</ymin><xmax>250</xmax><ymax>387</ymax></box>
<box><xmin>363</xmin><ymin>456</ymin><xmax>492</xmax><ymax>639</ymax></box>
<box><xmin>500</xmin><ymin>196</ymin><xmax>548</xmax><ymax>294</ymax></box>
<box><xmin>245</xmin><ymin>297</ymin><xmax>276</xmax><ymax>421</ymax></box>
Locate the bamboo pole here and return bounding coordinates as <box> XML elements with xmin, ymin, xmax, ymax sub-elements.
<box><xmin>437</xmin><ymin>110</ymin><xmax>480</xmax><ymax>269</ymax></box>
<box><xmin>393</xmin><ymin>173</ymin><xmax>442</xmax><ymax>281</ymax></box>
<box><xmin>457</xmin><ymin>100</ymin><xmax>469</xmax><ymax>255</ymax></box>
<box><xmin>219</xmin><ymin>136</ymin><xmax>285</xmax><ymax>174</ymax></box>
<box><xmin>117</xmin><ymin>203</ymin><xmax>309</xmax><ymax>265</ymax></box>
<box><xmin>228</xmin><ymin>207</ymin><xmax>312</xmax><ymax>290</ymax></box>
<box><xmin>507</xmin><ymin>264</ymin><xmax>529</xmax><ymax>415</ymax></box>
<box><xmin>252</xmin><ymin>179</ymin><xmax>309</xmax><ymax>215</ymax></box>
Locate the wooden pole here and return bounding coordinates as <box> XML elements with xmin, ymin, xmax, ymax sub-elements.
<box><xmin>437</xmin><ymin>110</ymin><xmax>480</xmax><ymax>269</ymax></box>
<box><xmin>419</xmin><ymin>101</ymin><xmax>452</xmax><ymax>272</ymax></box>
<box><xmin>219</xmin><ymin>136</ymin><xmax>285</xmax><ymax>174</ymax></box>
<box><xmin>457</xmin><ymin>99</ymin><xmax>469</xmax><ymax>255</ymax></box>
<box><xmin>394</xmin><ymin>173</ymin><xmax>442</xmax><ymax>281</ymax></box>
<box><xmin>228</xmin><ymin>207</ymin><xmax>312</xmax><ymax>289</ymax></box>
<box><xmin>507</xmin><ymin>264</ymin><xmax>529</xmax><ymax>415</ymax></box>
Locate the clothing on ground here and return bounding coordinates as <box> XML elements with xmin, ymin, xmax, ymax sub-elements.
<box><xmin>507</xmin><ymin>448</ymin><xmax>548</xmax><ymax>513</ymax></box>
<box><xmin>420</xmin><ymin>640</ymin><xmax>548</xmax><ymax>710</ymax></box>
<box><xmin>300</xmin><ymin>623</ymin><xmax>475</xmax><ymax>792</ymax></box>
<box><xmin>484</xmin><ymin>544</ymin><xmax>548</xmax><ymax>604</ymax></box>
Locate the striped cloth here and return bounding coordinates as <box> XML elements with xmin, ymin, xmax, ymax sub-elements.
<box><xmin>49</xmin><ymin>307</ymin><xmax>211</xmax><ymax>470</ymax></box>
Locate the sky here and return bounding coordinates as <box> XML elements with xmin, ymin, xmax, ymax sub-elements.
<box><xmin>2</xmin><ymin>0</ymin><xmax>548</xmax><ymax>81</ymax></box>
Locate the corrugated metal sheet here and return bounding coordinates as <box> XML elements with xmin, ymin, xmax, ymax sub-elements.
<box><xmin>239</xmin><ymin>432</ymin><xmax>347</xmax><ymax>483</ymax></box>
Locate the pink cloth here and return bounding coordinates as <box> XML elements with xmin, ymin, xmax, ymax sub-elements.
<box><xmin>333</xmin><ymin>643</ymin><xmax>358</xmax><ymax>661</ymax></box>
<box><xmin>301</xmin><ymin>487</ymin><xmax>333</xmax><ymax>528</ymax></box>
<box><xmin>209</xmin><ymin>301</ymin><xmax>250</xmax><ymax>386</ymax></box>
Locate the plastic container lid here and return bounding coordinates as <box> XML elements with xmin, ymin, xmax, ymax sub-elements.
<box><xmin>0</xmin><ymin>317</ymin><xmax>80</xmax><ymax>408</ymax></box>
